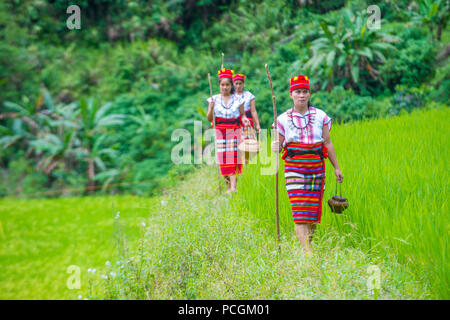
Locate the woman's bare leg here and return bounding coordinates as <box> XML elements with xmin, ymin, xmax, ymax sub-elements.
<box><xmin>308</xmin><ymin>223</ymin><xmax>317</xmax><ymax>244</ymax></box>
<box><xmin>229</xmin><ymin>174</ymin><xmax>237</xmax><ymax>192</ymax></box>
<box><xmin>244</xmin><ymin>151</ymin><xmax>250</xmax><ymax>164</ymax></box>
<box><xmin>294</xmin><ymin>223</ymin><xmax>314</xmax><ymax>255</ymax></box>
<box><xmin>224</xmin><ymin>175</ymin><xmax>231</xmax><ymax>190</ymax></box>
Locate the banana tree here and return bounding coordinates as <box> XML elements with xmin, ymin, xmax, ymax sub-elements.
<box><xmin>409</xmin><ymin>0</ymin><xmax>449</xmax><ymax>41</ymax></box>
<box><xmin>0</xmin><ymin>89</ymin><xmax>64</xmax><ymax>153</ymax></box>
<box><xmin>77</xmin><ymin>98</ymin><xmax>125</xmax><ymax>192</ymax></box>
<box><xmin>0</xmin><ymin>100</ymin><xmax>40</xmax><ymax>134</ymax></box>
<box><xmin>29</xmin><ymin>130</ymin><xmax>79</xmax><ymax>176</ymax></box>
<box><xmin>0</xmin><ymin>118</ymin><xmax>36</xmax><ymax>156</ymax></box>
<box><xmin>74</xmin><ymin>134</ymin><xmax>121</xmax><ymax>192</ymax></box>
<box><xmin>305</xmin><ymin>9</ymin><xmax>398</xmax><ymax>91</ymax></box>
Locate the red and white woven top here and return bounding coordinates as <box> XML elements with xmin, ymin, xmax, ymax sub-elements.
<box><xmin>273</xmin><ymin>106</ymin><xmax>332</xmax><ymax>145</ymax></box>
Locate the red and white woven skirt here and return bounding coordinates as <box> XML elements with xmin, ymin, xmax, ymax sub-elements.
<box><xmin>214</xmin><ymin>117</ymin><xmax>243</xmax><ymax>176</ymax></box>
<box><xmin>282</xmin><ymin>142</ymin><xmax>327</xmax><ymax>224</ymax></box>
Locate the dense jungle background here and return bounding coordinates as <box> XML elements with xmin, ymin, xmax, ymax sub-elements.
<box><xmin>0</xmin><ymin>0</ymin><xmax>448</xmax><ymax>197</ymax></box>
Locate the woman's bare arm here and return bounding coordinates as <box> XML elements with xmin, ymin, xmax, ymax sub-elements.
<box><xmin>206</xmin><ymin>100</ymin><xmax>214</xmax><ymax>122</ymax></box>
<box><xmin>322</xmin><ymin>125</ymin><xmax>343</xmax><ymax>182</ymax></box>
<box><xmin>250</xmin><ymin>99</ymin><xmax>261</xmax><ymax>133</ymax></box>
<box><xmin>240</xmin><ymin>103</ymin><xmax>250</xmax><ymax>126</ymax></box>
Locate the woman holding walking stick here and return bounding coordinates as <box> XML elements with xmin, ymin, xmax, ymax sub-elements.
<box><xmin>271</xmin><ymin>75</ymin><xmax>343</xmax><ymax>254</ymax></box>
<box><xmin>207</xmin><ymin>68</ymin><xmax>251</xmax><ymax>194</ymax></box>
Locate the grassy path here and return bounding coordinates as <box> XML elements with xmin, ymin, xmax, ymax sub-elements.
<box><xmin>91</xmin><ymin>167</ymin><xmax>429</xmax><ymax>299</ymax></box>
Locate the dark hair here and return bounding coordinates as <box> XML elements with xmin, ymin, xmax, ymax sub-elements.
<box><xmin>219</xmin><ymin>78</ymin><xmax>235</xmax><ymax>94</ymax></box>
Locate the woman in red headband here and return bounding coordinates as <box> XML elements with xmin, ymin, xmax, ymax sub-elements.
<box><xmin>271</xmin><ymin>75</ymin><xmax>343</xmax><ymax>254</ymax></box>
<box><xmin>232</xmin><ymin>73</ymin><xmax>261</xmax><ymax>134</ymax></box>
<box><xmin>207</xmin><ymin>68</ymin><xmax>251</xmax><ymax>194</ymax></box>
<box><xmin>233</xmin><ymin>73</ymin><xmax>261</xmax><ymax>164</ymax></box>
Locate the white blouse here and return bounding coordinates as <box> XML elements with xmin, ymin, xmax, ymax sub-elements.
<box><xmin>207</xmin><ymin>94</ymin><xmax>244</xmax><ymax>119</ymax></box>
<box><xmin>236</xmin><ymin>91</ymin><xmax>255</xmax><ymax>112</ymax></box>
<box><xmin>273</xmin><ymin>106</ymin><xmax>332</xmax><ymax>145</ymax></box>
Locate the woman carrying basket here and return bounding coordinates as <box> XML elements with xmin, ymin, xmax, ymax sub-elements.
<box><xmin>271</xmin><ymin>75</ymin><xmax>343</xmax><ymax>254</ymax></box>
<box><xmin>207</xmin><ymin>68</ymin><xmax>250</xmax><ymax>194</ymax></box>
<box><xmin>233</xmin><ymin>72</ymin><xmax>261</xmax><ymax>164</ymax></box>
<box><xmin>233</xmin><ymin>73</ymin><xmax>261</xmax><ymax>134</ymax></box>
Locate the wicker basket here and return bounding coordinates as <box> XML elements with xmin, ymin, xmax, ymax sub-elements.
<box><xmin>327</xmin><ymin>181</ymin><xmax>349</xmax><ymax>214</ymax></box>
<box><xmin>238</xmin><ymin>138</ymin><xmax>260</xmax><ymax>153</ymax></box>
<box><xmin>238</xmin><ymin>126</ymin><xmax>260</xmax><ymax>154</ymax></box>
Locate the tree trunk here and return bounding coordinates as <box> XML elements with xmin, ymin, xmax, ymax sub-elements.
<box><xmin>436</xmin><ymin>44</ymin><xmax>450</xmax><ymax>63</ymax></box>
<box><xmin>87</xmin><ymin>158</ymin><xmax>95</xmax><ymax>194</ymax></box>
<box><xmin>345</xmin><ymin>61</ymin><xmax>353</xmax><ymax>90</ymax></box>
<box><xmin>437</xmin><ymin>22</ymin><xmax>442</xmax><ymax>41</ymax></box>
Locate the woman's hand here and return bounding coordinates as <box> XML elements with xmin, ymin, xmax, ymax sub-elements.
<box><xmin>242</xmin><ymin>115</ymin><xmax>251</xmax><ymax>127</ymax></box>
<box><xmin>335</xmin><ymin>168</ymin><xmax>343</xmax><ymax>183</ymax></box>
<box><xmin>256</xmin><ymin>125</ymin><xmax>261</xmax><ymax>135</ymax></box>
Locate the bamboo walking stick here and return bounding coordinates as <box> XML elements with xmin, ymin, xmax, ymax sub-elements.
<box><xmin>265</xmin><ymin>64</ymin><xmax>281</xmax><ymax>251</ymax></box>
<box><xmin>208</xmin><ymin>73</ymin><xmax>222</xmax><ymax>194</ymax></box>
<box><xmin>221</xmin><ymin>53</ymin><xmax>224</xmax><ymax>69</ymax></box>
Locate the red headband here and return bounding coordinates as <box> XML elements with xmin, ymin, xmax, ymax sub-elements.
<box><xmin>290</xmin><ymin>75</ymin><xmax>310</xmax><ymax>92</ymax></box>
<box><xmin>233</xmin><ymin>73</ymin><xmax>245</xmax><ymax>82</ymax></box>
<box><xmin>218</xmin><ymin>68</ymin><xmax>234</xmax><ymax>79</ymax></box>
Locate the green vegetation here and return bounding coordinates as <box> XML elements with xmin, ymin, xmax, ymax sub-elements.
<box><xmin>2</xmin><ymin>108</ymin><xmax>445</xmax><ymax>299</ymax></box>
<box><xmin>0</xmin><ymin>195</ymin><xmax>154</xmax><ymax>299</ymax></box>
<box><xmin>89</xmin><ymin>167</ymin><xmax>428</xmax><ymax>299</ymax></box>
<box><xmin>93</xmin><ymin>107</ymin><xmax>449</xmax><ymax>299</ymax></box>
<box><xmin>234</xmin><ymin>107</ymin><xmax>449</xmax><ymax>299</ymax></box>
<box><xmin>1</xmin><ymin>0</ymin><xmax>449</xmax><ymax>196</ymax></box>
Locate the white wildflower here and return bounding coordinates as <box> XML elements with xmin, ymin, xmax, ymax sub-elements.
<box><xmin>161</xmin><ymin>200</ymin><xmax>167</xmax><ymax>206</ymax></box>
<box><xmin>110</xmin><ymin>272</ymin><xmax>116</xmax><ymax>277</ymax></box>
<box><xmin>105</xmin><ymin>261</ymin><xmax>111</xmax><ymax>267</ymax></box>
<box><xmin>101</xmin><ymin>275</ymin><xmax>108</xmax><ymax>279</ymax></box>
<box><xmin>115</xmin><ymin>211</ymin><xmax>120</xmax><ymax>219</ymax></box>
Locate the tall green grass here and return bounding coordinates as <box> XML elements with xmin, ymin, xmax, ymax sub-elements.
<box><xmin>0</xmin><ymin>195</ymin><xmax>153</xmax><ymax>299</ymax></box>
<box><xmin>234</xmin><ymin>107</ymin><xmax>449</xmax><ymax>299</ymax></box>
<box><xmin>89</xmin><ymin>167</ymin><xmax>427</xmax><ymax>299</ymax></box>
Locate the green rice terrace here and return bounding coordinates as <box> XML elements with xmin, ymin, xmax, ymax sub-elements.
<box><xmin>1</xmin><ymin>107</ymin><xmax>448</xmax><ymax>299</ymax></box>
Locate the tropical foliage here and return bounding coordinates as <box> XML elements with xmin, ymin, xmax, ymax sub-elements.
<box><xmin>0</xmin><ymin>0</ymin><xmax>449</xmax><ymax>196</ymax></box>
<box><xmin>409</xmin><ymin>0</ymin><xmax>449</xmax><ymax>41</ymax></box>
<box><xmin>304</xmin><ymin>8</ymin><xmax>398</xmax><ymax>93</ymax></box>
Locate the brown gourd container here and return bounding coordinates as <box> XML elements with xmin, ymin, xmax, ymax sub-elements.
<box><xmin>328</xmin><ymin>181</ymin><xmax>349</xmax><ymax>214</ymax></box>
